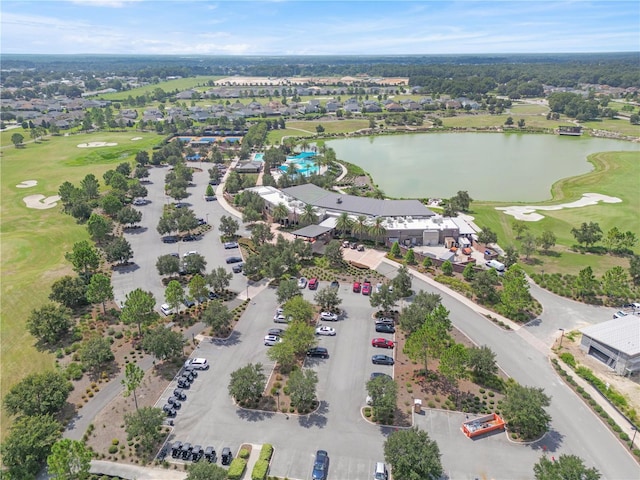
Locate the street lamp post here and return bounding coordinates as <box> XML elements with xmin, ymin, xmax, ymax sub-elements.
<box><xmin>558</xmin><ymin>328</ymin><xmax>565</xmax><ymax>347</ymax></box>
<box><xmin>206</xmin><ymin>213</ymin><xmax>209</xmax><ymax>224</ymax></box>
<box><xmin>275</xmin><ymin>390</ymin><xmax>280</xmax><ymax>412</ymax></box>
<box><xmin>631</xmin><ymin>426</ymin><xmax>638</xmax><ymax>449</ymax></box>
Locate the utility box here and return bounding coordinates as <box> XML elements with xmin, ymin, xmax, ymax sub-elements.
<box><xmin>414</xmin><ymin>399</ymin><xmax>422</xmax><ymax>413</ymax></box>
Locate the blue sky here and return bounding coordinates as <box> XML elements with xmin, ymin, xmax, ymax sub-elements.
<box><xmin>1</xmin><ymin>1</ymin><xmax>638</xmax><ymax>55</ymax></box>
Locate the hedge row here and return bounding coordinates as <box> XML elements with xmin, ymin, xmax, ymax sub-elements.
<box><xmin>259</xmin><ymin>443</ymin><xmax>274</xmax><ymax>462</ymax></box>
<box><xmin>250</xmin><ymin>444</ymin><xmax>274</xmax><ymax>480</ymax></box>
<box><xmin>227</xmin><ymin>457</ymin><xmax>247</xmax><ymax>480</ymax></box>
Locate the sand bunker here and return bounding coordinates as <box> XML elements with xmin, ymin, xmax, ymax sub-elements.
<box><xmin>23</xmin><ymin>194</ymin><xmax>61</xmax><ymax>210</ymax></box>
<box><xmin>496</xmin><ymin>193</ymin><xmax>622</xmax><ymax>221</ymax></box>
<box><xmin>77</xmin><ymin>142</ymin><xmax>118</xmax><ymax>148</ymax></box>
<box><xmin>16</xmin><ymin>180</ymin><xmax>38</xmax><ymax>188</ymax></box>
<box><xmin>131</xmin><ymin>137</ymin><xmax>143</xmax><ymax>141</ymax></box>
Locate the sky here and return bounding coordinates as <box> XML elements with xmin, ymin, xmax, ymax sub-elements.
<box><xmin>1</xmin><ymin>0</ymin><xmax>638</xmax><ymax>55</ymax></box>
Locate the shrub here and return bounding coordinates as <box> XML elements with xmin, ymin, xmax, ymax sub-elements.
<box><xmin>111</xmin><ymin>439</ymin><xmax>119</xmax><ymax>445</ymax></box>
<box><xmin>251</xmin><ymin>459</ymin><xmax>270</xmax><ymax>480</ymax></box>
<box><xmin>559</xmin><ymin>352</ymin><xmax>576</xmax><ymax>368</ymax></box>
<box><xmin>227</xmin><ymin>458</ymin><xmax>247</xmax><ymax>480</ymax></box>
<box><xmin>259</xmin><ymin>444</ymin><xmax>274</xmax><ymax>462</ymax></box>
<box><xmin>108</xmin><ymin>445</ymin><xmax>118</xmax><ymax>454</ymax></box>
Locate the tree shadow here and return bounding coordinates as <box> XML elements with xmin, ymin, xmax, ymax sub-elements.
<box><xmin>524</xmin><ymin>318</ymin><xmax>542</xmax><ymax>328</ymax></box>
<box><xmin>112</xmin><ymin>262</ymin><xmax>139</xmax><ymax>273</ymax></box>
<box><xmin>530</xmin><ymin>428</ymin><xmax>564</xmax><ymax>453</ymax></box>
<box><xmin>235</xmin><ymin>406</ymin><xmax>275</xmax><ymax>422</ymax></box>
<box><xmin>297</xmin><ymin>400</ymin><xmax>329</xmax><ymax>429</ymax></box>
<box><xmin>539</xmin><ymin>250</ymin><xmax>561</xmax><ymax>258</ymax></box>
<box><xmin>124</xmin><ymin>226</ymin><xmax>148</xmax><ymax>234</ymax></box>
<box><xmin>522</xmin><ymin>257</ymin><xmax>543</xmax><ymax>266</ymax></box>
<box><xmin>210</xmin><ymin>330</ymin><xmax>242</xmax><ymax>347</ymax></box>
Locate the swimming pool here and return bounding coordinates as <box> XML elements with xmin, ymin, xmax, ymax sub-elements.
<box><xmin>178</xmin><ymin>137</ymin><xmax>193</xmax><ymax>143</ymax></box>
<box><xmin>279</xmin><ymin>158</ymin><xmax>319</xmax><ymax>176</ymax></box>
<box><xmin>254</xmin><ymin>153</ymin><xmax>264</xmax><ymax>161</ymax></box>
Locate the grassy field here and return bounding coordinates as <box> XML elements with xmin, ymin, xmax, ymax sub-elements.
<box><xmin>267</xmin><ymin>119</ymin><xmax>370</xmax><ymax>144</ymax></box>
<box><xmin>441</xmin><ymin>113</ymin><xmax>559</xmax><ymax>130</ymax></box>
<box><xmin>580</xmin><ymin>118</ymin><xmax>640</xmax><ymax>137</ymax></box>
<box><xmin>0</xmin><ymin>131</ymin><xmax>160</xmax><ymax>438</ymax></box>
<box><xmin>472</xmin><ymin>150</ymin><xmax>640</xmax><ymax>276</ymax></box>
<box><xmin>509</xmin><ymin>103</ymin><xmax>550</xmax><ymax>115</ymax></box>
<box><xmin>97</xmin><ymin>76</ymin><xmax>223</xmax><ymax>101</ymax></box>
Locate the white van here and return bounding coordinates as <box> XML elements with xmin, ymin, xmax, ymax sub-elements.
<box><xmin>486</xmin><ymin>259</ymin><xmax>506</xmax><ymax>273</ymax></box>
<box><xmin>374</xmin><ymin>462</ymin><xmax>388</xmax><ymax>480</ymax></box>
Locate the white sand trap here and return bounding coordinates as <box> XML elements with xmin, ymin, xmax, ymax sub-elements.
<box><xmin>131</xmin><ymin>137</ymin><xmax>143</xmax><ymax>141</ymax></box>
<box><xmin>77</xmin><ymin>142</ymin><xmax>118</xmax><ymax>148</ymax></box>
<box><xmin>16</xmin><ymin>180</ymin><xmax>38</xmax><ymax>188</ymax></box>
<box><xmin>496</xmin><ymin>193</ymin><xmax>622</xmax><ymax>221</ymax></box>
<box><xmin>23</xmin><ymin>194</ymin><xmax>61</xmax><ymax>210</ymax></box>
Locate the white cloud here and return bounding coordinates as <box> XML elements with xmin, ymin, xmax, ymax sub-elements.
<box><xmin>69</xmin><ymin>0</ymin><xmax>141</xmax><ymax>7</ymax></box>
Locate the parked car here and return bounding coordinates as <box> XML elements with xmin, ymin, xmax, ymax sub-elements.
<box><xmin>342</xmin><ymin>240</ymin><xmax>350</xmax><ymax>248</ymax></box>
<box><xmin>375</xmin><ymin>283</ymin><xmax>383</xmax><ymax>293</ymax></box>
<box><xmin>167</xmin><ymin>397</ymin><xmax>182</xmax><ymax>409</ymax></box>
<box><xmin>160</xmin><ymin>303</ymin><xmax>175</xmax><ymax>316</ymax></box>
<box><xmin>191</xmin><ymin>445</ymin><xmax>203</xmax><ymax>462</ymax></box>
<box><xmin>171</xmin><ymin>441</ymin><xmax>183</xmax><ymax>458</ymax></box>
<box><xmin>224</xmin><ymin>241</ymin><xmax>239</xmax><ymax>249</ymax></box>
<box><xmin>375</xmin><ymin>324</ymin><xmax>396</xmax><ymax>334</ymax></box>
<box><xmin>183</xmin><ymin>298</ymin><xmax>196</xmax><ymax>308</ymax></box>
<box><xmin>372</xmin><ymin>354</ymin><xmax>395</xmax><ymax>365</ymax></box>
<box><xmin>372</xmin><ymin>338</ymin><xmax>394</xmax><ymax>349</ymax></box>
<box><xmin>185</xmin><ymin>358</ymin><xmax>209</xmax><ymax>370</ymax></box>
<box><xmin>268</xmin><ymin>328</ymin><xmax>285</xmax><ymax>337</ymax></box>
<box><xmin>374</xmin><ymin>461</ymin><xmax>389</xmax><ymax>480</ymax></box>
<box><xmin>307</xmin><ymin>347</ymin><xmax>329</xmax><ymax>358</ymax></box>
<box><xmin>204</xmin><ymin>446</ymin><xmax>217</xmax><ymax>463</ymax></box>
<box><xmin>320</xmin><ymin>311</ymin><xmax>338</xmax><ymax>322</ymax></box>
<box><xmin>232</xmin><ymin>263</ymin><xmax>243</xmax><ymax>273</ymax></box>
<box><xmin>221</xmin><ymin>447</ymin><xmax>232</xmax><ymax>465</ymax></box>
<box><xmin>173</xmin><ymin>388</ymin><xmax>187</xmax><ymax>401</ymax></box>
<box><xmin>183</xmin><ymin>366</ymin><xmax>198</xmax><ymax>377</ymax></box>
<box><xmin>132</xmin><ymin>198</ymin><xmax>147</xmax><ymax>206</ymax></box>
<box><xmin>176</xmin><ymin>378</ymin><xmax>190</xmax><ymax>389</ymax></box>
<box><xmin>357</xmin><ymin>244</ymin><xmax>365</xmax><ymax>251</ymax></box>
<box><xmin>330</xmin><ymin>280</ymin><xmax>340</xmax><ymax>290</ymax></box>
<box><xmin>370</xmin><ymin>372</ymin><xmax>392</xmax><ymax>381</ymax></box>
<box><xmin>273</xmin><ymin>314</ymin><xmax>290</xmax><ymax>323</ymax></box>
<box><xmin>312</xmin><ymin>450</ymin><xmax>329</xmax><ymax>480</ymax></box>
<box><xmin>163</xmin><ymin>404</ymin><xmax>177</xmax><ymax>417</ymax></box>
<box><xmin>225</xmin><ymin>256</ymin><xmax>243</xmax><ymax>264</ymax></box>
<box><xmin>183</xmin><ymin>250</ymin><xmax>198</xmax><ymax>257</ymax></box>
<box><xmin>353</xmin><ymin>281</ymin><xmax>361</xmax><ymax>293</ymax></box>
<box><xmin>264</xmin><ymin>335</ymin><xmax>282</xmax><ymax>346</ymax></box>
<box><xmin>613</xmin><ymin>310</ymin><xmax>628</xmax><ymax>319</ymax></box>
<box><xmin>181</xmin><ymin>443</ymin><xmax>192</xmax><ymax>460</ymax></box>
<box><xmin>298</xmin><ymin>277</ymin><xmax>308</xmax><ymax>288</ymax></box>
<box><xmin>315</xmin><ymin>326</ymin><xmax>336</xmax><ymax>336</ymax></box>
<box><xmin>308</xmin><ymin>278</ymin><xmax>319</xmax><ymax>290</ymax></box>
<box><xmin>362</xmin><ymin>281</ymin><xmax>372</xmax><ymax>295</ymax></box>
<box><xmin>375</xmin><ymin>317</ymin><xmax>395</xmax><ymax>326</ymax></box>
<box><xmin>174</xmin><ymin>202</ymin><xmax>189</xmax><ymax>209</ymax></box>
<box><xmin>162</xmin><ymin>236</ymin><xmax>178</xmax><ymax>244</ymax></box>
<box><xmin>182</xmin><ymin>234</ymin><xmax>199</xmax><ymax>242</ymax></box>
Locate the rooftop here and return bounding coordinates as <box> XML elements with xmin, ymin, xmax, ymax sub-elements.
<box><xmin>581</xmin><ymin>315</ymin><xmax>640</xmax><ymax>357</ymax></box>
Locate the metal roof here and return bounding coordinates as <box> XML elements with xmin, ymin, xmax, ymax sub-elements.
<box><xmin>291</xmin><ymin>224</ymin><xmax>333</xmax><ymax>238</ymax></box>
<box><xmin>580</xmin><ymin>315</ymin><xmax>640</xmax><ymax>357</ymax></box>
<box><xmin>282</xmin><ymin>184</ymin><xmax>434</xmax><ymax>218</ymax></box>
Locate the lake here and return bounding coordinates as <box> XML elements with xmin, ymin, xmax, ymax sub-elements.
<box><xmin>326</xmin><ymin>133</ymin><xmax>639</xmax><ymax>202</ymax></box>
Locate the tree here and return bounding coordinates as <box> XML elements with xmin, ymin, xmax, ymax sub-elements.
<box><xmin>629</xmin><ymin>255</ymin><xmax>640</xmax><ymax>285</ymax></box>
<box><xmin>205</xmin><ymin>183</ymin><xmax>215</xmax><ymax>198</ymax></box>
<box><xmin>533</xmin><ymin>454</ymin><xmax>601</xmax><ymax>480</ymax></box>
<box><xmin>441</xmin><ymin>260</ymin><xmax>453</xmax><ymax>276</ymax></box>
<box><xmin>120</xmin><ymin>288</ymin><xmax>156</xmax><ymax>337</ymax></box>
<box><xmin>503</xmin><ymin>245</ymin><xmax>519</xmax><ymax>268</ymax></box>
<box><xmin>65</xmin><ymin>240</ymin><xmax>100</xmax><ymax>277</ymax></box>
<box><xmin>369</xmin><ymin>284</ymin><xmax>398</xmax><ymax>313</ymax></box>
<box><xmin>353</xmin><ymin>215</ymin><xmax>369</xmax><ymax>240</ymax></box>
<box><xmin>0</xmin><ymin>414</ymin><xmax>61</xmax><ymax>478</ymax></box>
<box><xmin>323</xmin><ymin>240</ymin><xmax>343</xmax><ymax>268</ymax></box>
<box><xmin>156</xmin><ymin>254</ymin><xmax>181</xmax><ymax>276</ymax></box>
<box><xmin>47</xmin><ymin>438</ymin><xmax>93</xmax><ymax>480</ymax></box>
<box><xmin>630</xmin><ymin>113</ymin><xmax>640</xmax><ymax>125</ymax></box>
<box><xmin>142</xmin><ymin>327</ymin><xmax>184</xmax><ymax>361</ymax></box>
<box><xmin>462</xmin><ymin>262</ymin><xmax>476</xmax><ymax>281</ymax></box>
<box><xmin>49</xmin><ymin>275</ymin><xmax>87</xmax><ymax>309</ymax></box>
<box><xmin>384</xmin><ymin>427</ymin><xmax>442</xmax><ymax>480</ymax></box>
<box><xmin>188</xmin><ymin>274</ymin><xmax>208</xmax><ymax>302</ymax></box>
<box><xmin>121</xmin><ymin>362</ymin><xmax>144</xmax><ymax>411</ymax></box>
<box><xmin>96</xmin><ymin>227</ymin><xmax>128</xmax><ymax>260</ymax></box>
<box><xmin>86</xmin><ymin>273</ymin><xmax>113</xmax><ymax>313</ymax></box>
<box><xmin>79</xmin><ymin>336</ymin><xmax>114</xmax><ymax>376</ymax></box>
<box><xmin>283</xmin><ymin>295</ymin><xmax>315</xmax><ymax>323</ymax></box>
<box><xmin>267</xmin><ymin>340</ymin><xmax>297</xmax><ymax>373</ymax></box>
<box><xmin>288</xmin><ymin>368</ymin><xmax>318</xmax><ymax>412</ymax></box>
<box><xmin>228</xmin><ymin>363</ymin><xmax>266</xmax><ymax>404</ymax></box>
<box><xmin>282</xmin><ymin>320</ymin><xmax>317</xmax><ymax>355</ymax></box>
<box><xmin>186</xmin><ymin>462</ymin><xmax>229</xmax><ymax>480</ymax></box>
<box><xmin>86</xmin><ymin>213</ymin><xmax>113</xmax><ymax>242</ymax></box>
<box><xmin>390</xmin><ymin>241</ymin><xmax>401</xmax><ymax>258</ymax></box>
<box><xmin>404</xmin><ymin>304</ymin><xmax>451</xmax><ymax>374</ymax></box>
<box><xmin>451</xmin><ymin>190</ymin><xmax>473</xmax><ymax>212</ymax></box>
<box><xmin>124</xmin><ymin>407</ymin><xmax>165</xmax><ymax>456</ymax></box>
<box><xmin>250</xmin><ymin>222</ymin><xmax>274</xmax><ymax>246</ymax></box>
<box><xmin>536</xmin><ymin>230</ymin><xmax>556</xmax><ymax>254</ymax></box>
<box><xmin>27</xmin><ymin>303</ymin><xmax>73</xmax><ymax>344</ymax></box>
<box><xmin>80</xmin><ymin>173</ymin><xmax>100</xmax><ymax>199</ymax></box>
<box><xmin>504</xmin><ymin>116</ymin><xmax>514</xmax><ymax>126</ymax></box>
<box><xmin>477</xmin><ymin>226</ymin><xmax>498</xmax><ymax>245</ymax></box>
<box><xmin>101</xmin><ymin>193</ymin><xmax>124</xmax><ymax>216</ymax></box>
<box><xmin>277</xmin><ymin>278</ymin><xmax>300</xmax><ymax>304</ymax></box>
<box><xmin>165</xmin><ymin>280</ymin><xmax>185</xmax><ymax>313</ymax></box>
<box><xmin>473</xmin><ymin>269</ymin><xmax>500</xmax><ymax>304</ymax></box>
<box><xmin>438</xmin><ymin>342</ymin><xmax>469</xmax><ymax>385</ymax></box>
<box><xmin>116</xmin><ymin>205</ymin><xmax>143</xmax><ymax>227</ymax></box>
<box><xmin>4</xmin><ymin>371</ymin><xmax>72</xmax><ymax>418</ymax></box>
<box><xmin>202</xmin><ymin>300</ymin><xmax>233</xmax><ymax>332</ymax></box>
<box><xmin>272</xmin><ymin>202</ymin><xmax>289</xmax><ymax>224</ymax></box>
<box><xmin>404</xmin><ymin>248</ymin><xmax>416</xmax><ymax>265</ymax></box>
<box><xmin>208</xmin><ymin>266</ymin><xmax>232</xmax><ymax>293</ymax></box>
<box><xmin>468</xmin><ymin>345</ymin><xmax>498</xmax><ymax>380</ymax></box>
<box><xmin>219</xmin><ymin>215</ymin><xmax>239</xmax><ymax>239</ymax></box>
<box><xmin>392</xmin><ymin>265</ymin><xmax>413</xmax><ymax>297</ymax></box>
<box><xmin>399</xmin><ymin>290</ymin><xmax>441</xmax><ymax>335</ymax></box>
<box><xmin>314</xmin><ymin>286</ymin><xmax>342</xmax><ymax>313</ymax></box>
<box><xmin>299</xmin><ymin>203</ymin><xmax>318</xmax><ymax>226</ymax></box>
<box><xmin>157</xmin><ymin>210</ymin><xmax>177</xmax><ymax>236</ymax></box>
<box><xmin>502</xmin><ymin>381</ymin><xmax>551</xmax><ymax>440</ymax></box>
<box><xmin>335</xmin><ymin>212</ymin><xmax>353</xmax><ymax>238</ymax></box>
<box><xmin>367</xmin><ymin>374</ymin><xmax>397</xmax><ymax>424</ymax></box>
<box><xmin>511</xmin><ymin>220</ymin><xmax>529</xmax><ymax>239</ymax></box>
<box><xmin>571</xmin><ymin>222</ymin><xmax>602</xmax><ymax>248</ymax></box>
<box><xmin>602</xmin><ymin>266</ymin><xmax>629</xmax><ymax>301</ymax></box>
<box><xmin>517</xmin><ymin>118</ymin><xmax>526</xmax><ymax>128</ymax></box>
<box><xmin>500</xmin><ymin>264</ymin><xmax>532</xmax><ymax>317</ymax></box>
<box><xmin>520</xmin><ymin>232</ymin><xmax>538</xmax><ymax>260</ymax></box>
<box><xmin>183</xmin><ymin>253</ymin><xmax>207</xmax><ymax>274</ymax></box>
<box><xmin>11</xmin><ymin>132</ymin><xmax>24</xmax><ymax>147</ymax></box>
<box><xmin>574</xmin><ymin>266</ymin><xmax>598</xmax><ymax>298</ymax></box>
<box><xmin>369</xmin><ymin>217</ymin><xmax>387</xmax><ymax>244</ymax></box>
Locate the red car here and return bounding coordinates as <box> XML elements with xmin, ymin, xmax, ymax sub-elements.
<box><xmin>308</xmin><ymin>278</ymin><xmax>318</xmax><ymax>290</ymax></box>
<box><xmin>353</xmin><ymin>281</ymin><xmax>361</xmax><ymax>293</ymax></box>
<box><xmin>362</xmin><ymin>281</ymin><xmax>372</xmax><ymax>295</ymax></box>
<box><xmin>372</xmin><ymin>338</ymin><xmax>394</xmax><ymax>349</ymax></box>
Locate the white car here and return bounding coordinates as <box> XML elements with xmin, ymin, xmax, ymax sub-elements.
<box><xmin>183</xmin><ymin>251</ymin><xmax>198</xmax><ymax>257</ymax></box>
<box><xmin>297</xmin><ymin>277</ymin><xmax>308</xmax><ymax>288</ymax></box>
<box><xmin>273</xmin><ymin>314</ymin><xmax>291</xmax><ymax>324</ymax></box>
<box><xmin>375</xmin><ymin>283</ymin><xmax>383</xmax><ymax>293</ymax></box>
<box><xmin>184</xmin><ymin>358</ymin><xmax>209</xmax><ymax>370</ymax></box>
<box><xmin>160</xmin><ymin>303</ymin><xmax>175</xmax><ymax>316</ymax></box>
<box><xmin>132</xmin><ymin>198</ymin><xmax>147</xmax><ymax>206</ymax></box>
<box><xmin>613</xmin><ymin>310</ymin><xmax>628</xmax><ymax>319</ymax></box>
<box><xmin>320</xmin><ymin>311</ymin><xmax>339</xmax><ymax>321</ymax></box>
<box><xmin>264</xmin><ymin>335</ymin><xmax>282</xmax><ymax>346</ymax></box>
<box><xmin>315</xmin><ymin>326</ymin><xmax>336</xmax><ymax>336</ymax></box>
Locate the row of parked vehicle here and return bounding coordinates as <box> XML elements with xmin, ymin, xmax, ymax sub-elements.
<box><xmin>164</xmin><ymin>442</ymin><xmax>233</xmax><ymax>465</ymax></box>
<box><xmin>163</xmin><ymin>358</ymin><xmax>210</xmax><ymax>417</ymax></box>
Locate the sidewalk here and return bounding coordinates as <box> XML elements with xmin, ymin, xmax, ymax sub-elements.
<box><xmin>215</xmin><ymin>158</ymin><xmax>243</xmax><ymax>219</ymax></box>
<box><xmin>90</xmin><ymin>460</ymin><xmax>187</xmax><ymax>480</ymax></box>
<box><xmin>241</xmin><ymin>443</ymin><xmax>263</xmax><ymax>480</ymax></box>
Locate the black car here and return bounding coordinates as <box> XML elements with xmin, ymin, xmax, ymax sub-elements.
<box><xmin>225</xmin><ymin>256</ymin><xmax>243</xmax><ymax>264</ymax></box>
<box><xmin>173</xmin><ymin>388</ymin><xmax>187</xmax><ymax>400</ymax></box>
<box><xmin>171</xmin><ymin>441</ymin><xmax>183</xmax><ymax>458</ymax></box>
<box><xmin>181</xmin><ymin>443</ymin><xmax>193</xmax><ymax>460</ymax></box>
<box><xmin>181</xmin><ymin>372</ymin><xmax>195</xmax><ymax>382</ymax></box>
<box><xmin>162</xmin><ymin>236</ymin><xmax>178</xmax><ymax>244</ymax></box>
<box><xmin>370</xmin><ymin>372</ymin><xmax>392</xmax><ymax>381</ymax></box>
<box><xmin>182</xmin><ymin>234</ymin><xmax>199</xmax><ymax>242</ymax></box>
<box><xmin>232</xmin><ymin>263</ymin><xmax>243</xmax><ymax>273</ymax></box>
<box><xmin>174</xmin><ymin>202</ymin><xmax>189</xmax><ymax>209</ymax></box>
<box><xmin>191</xmin><ymin>445</ymin><xmax>203</xmax><ymax>462</ymax></box>
<box><xmin>372</xmin><ymin>354</ymin><xmax>395</xmax><ymax>365</ymax></box>
<box><xmin>268</xmin><ymin>328</ymin><xmax>285</xmax><ymax>337</ymax></box>
<box><xmin>330</xmin><ymin>280</ymin><xmax>339</xmax><ymax>290</ymax></box>
<box><xmin>183</xmin><ymin>298</ymin><xmax>196</xmax><ymax>308</ymax></box>
<box><xmin>207</xmin><ymin>290</ymin><xmax>218</xmax><ymax>300</ymax></box>
<box><xmin>204</xmin><ymin>446</ymin><xmax>217</xmax><ymax>463</ymax></box>
<box><xmin>307</xmin><ymin>347</ymin><xmax>329</xmax><ymax>358</ymax></box>
<box><xmin>163</xmin><ymin>404</ymin><xmax>176</xmax><ymax>417</ymax></box>
<box><xmin>221</xmin><ymin>447</ymin><xmax>232</xmax><ymax>465</ymax></box>
<box><xmin>176</xmin><ymin>378</ymin><xmax>190</xmax><ymax>389</ymax></box>
<box><xmin>167</xmin><ymin>397</ymin><xmax>182</xmax><ymax>408</ymax></box>
<box><xmin>312</xmin><ymin>450</ymin><xmax>329</xmax><ymax>480</ymax></box>
<box><xmin>183</xmin><ymin>366</ymin><xmax>199</xmax><ymax>377</ymax></box>
<box><xmin>375</xmin><ymin>324</ymin><xmax>396</xmax><ymax>334</ymax></box>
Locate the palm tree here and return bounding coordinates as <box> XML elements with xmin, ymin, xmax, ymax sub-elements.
<box><xmin>353</xmin><ymin>215</ymin><xmax>368</xmax><ymax>241</ymax></box>
<box><xmin>335</xmin><ymin>212</ymin><xmax>353</xmax><ymax>239</ymax></box>
<box><xmin>299</xmin><ymin>204</ymin><xmax>318</xmax><ymax>226</ymax></box>
<box><xmin>272</xmin><ymin>202</ymin><xmax>289</xmax><ymax>225</ymax></box>
<box><xmin>369</xmin><ymin>217</ymin><xmax>387</xmax><ymax>245</ymax></box>
<box><xmin>300</xmin><ymin>139</ymin><xmax>310</xmax><ymax>153</ymax></box>
<box><xmin>371</xmin><ymin>187</ymin><xmax>386</xmax><ymax>199</ymax></box>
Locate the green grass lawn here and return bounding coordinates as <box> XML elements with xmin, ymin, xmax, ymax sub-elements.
<box><xmin>267</xmin><ymin>119</ymin><xmax>370</xmax><ymax>144</ymax></box>
<box><xmin>472</xmin><ymin>150</ymin><xmax>640</xmax><ymax>276</ymax></box>
<box><xmin>96</xmin><ymin>76</ymin><xmax>223</xmax><ymax>101</ymax></box>
<box><xmin>442</xmin><ymin>113</ymin><xmax>560</xmax><ymax>130</ymax></box>
<box><xmin>510</xmin><ymin>103</ymin><xmax>550</xmax><ymax>115</ymax></box>
<box><xmin>0</xmin><ymin>131</ymin><xmax>159</xmax><ymax>438</ymax></box>
<box><xmin>580</xmin><ymin>118</ymin><xmax>640</xmax><ymax>137</ymax></box>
